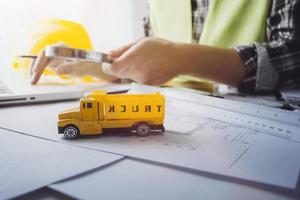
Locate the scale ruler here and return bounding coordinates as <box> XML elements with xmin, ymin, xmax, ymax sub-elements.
<box><xmin>163</xmin><ymin>89</ymin><xmax>300</xmax><ymax>143</ymax></box>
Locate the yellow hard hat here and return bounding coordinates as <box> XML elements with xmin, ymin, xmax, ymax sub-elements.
<box><xmin>12</xmin><ymin>18</ymin><xmax>93</xmax><ymax>79</ymax></box>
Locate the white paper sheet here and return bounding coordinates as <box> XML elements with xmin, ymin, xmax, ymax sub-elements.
<box><xmin>0</xmin><ymin>129</ymin><xmax>123</xmax><ymax>199</ymax></box>
<box><xmin>1</xmin><ymin>85</ymin><xmax>300</xmax><ymax>189</ymax></box>
<box><xmin>49</xmin><ymin>159</ymin><xmax>293</xmax><ymax>200</ymax></box>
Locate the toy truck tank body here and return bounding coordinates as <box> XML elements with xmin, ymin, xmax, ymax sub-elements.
<box><xmin>58</xmin><ymin>90</ymin><xmax>165</xmax><ymax>139</ymax></box>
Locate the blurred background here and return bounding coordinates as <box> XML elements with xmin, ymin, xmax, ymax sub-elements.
<box><xmin>0</xmin><ymin>0</ymin><xmax>148</xmax><ymax>74</ymax></box>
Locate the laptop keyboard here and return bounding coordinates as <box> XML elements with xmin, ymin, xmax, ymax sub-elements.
<box><xmin>0</xmin><ymin>80</ymin><xmax>13</xmax><ymax>94</ymax></box>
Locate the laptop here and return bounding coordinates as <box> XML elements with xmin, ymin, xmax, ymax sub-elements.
<box><xmin>0</xmin><ymin>73</ymin><xmax>83</xmax><ymax>106</ymax></box>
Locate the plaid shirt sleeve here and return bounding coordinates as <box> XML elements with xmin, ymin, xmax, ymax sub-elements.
<box><xmin>143</xmin><ymin>5</ymin><xmax>153</xmax><ymax>37</ymax></box>
<box><xmin>234</xmin><ymin>0</ymin><xmax>300</xmax><ymax>94</ymax></box>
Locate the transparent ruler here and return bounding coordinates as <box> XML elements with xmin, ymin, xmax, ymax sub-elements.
<box><xmin>163</xmin><ymin>89</ymin><xmax>300</xmax><ymax>143</ymax></box>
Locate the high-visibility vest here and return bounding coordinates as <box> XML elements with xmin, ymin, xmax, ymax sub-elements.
<box><xmin>149</xmin><ymin>0</ymin><xmax>270</xmax><ymax>47</ymax></box>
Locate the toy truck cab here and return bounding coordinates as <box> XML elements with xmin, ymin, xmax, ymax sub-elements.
<box><xmin>58</xmin><ymin>98</ymin><xmax>98</xmax><ymax>139</ymax></box>
<box><xmin>58</xmin><ymin>91</ymin><xmax>165</xmax><ymax>140</ymax></box>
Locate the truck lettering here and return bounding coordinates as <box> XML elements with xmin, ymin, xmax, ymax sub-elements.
<box><xmin>132</xmin><ymin>105</ymin><xmax>139</xmax><ymax>112</ymax></box>
<box><xmin>157</xmin><ymin>105</ymin><xmax>162</xmax><ymax>112</ymax></box>
<box><xmin>109</xmin><ymin>105</ymin><xmax>115</xmax><ymax>112</ymax></box>
<box><xmin>109</xmin><ymin>105</ymin><xmax>163</xmax><ymax>113</ymax></box>
<box><xmin>121</xmin><ymin>105</ymin><xmax>126</xmax><ymax>112</ymax></box>
<box><xmin>145</xmin><ymin>105</ymin><xmax>151</xmax><ymax>112</ymax></box>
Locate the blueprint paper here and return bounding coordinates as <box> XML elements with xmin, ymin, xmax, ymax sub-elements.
<box><xmin>73</xmin><ymin>99</ymin><xmax>300</xmax><ymax>189</ymax></box>
<box><xmin>0</xmin><ymin>101</ymin><xmax>77</xmax><ymax>139</ymax></box>
<box><xmin>1</xmin><ymin>86</ymin><xmax>300</xmax><ymax>189</ymax></box>
<box><xmin>0</xmin><ymin>129</ymin><xmax>122</xmax><ymax>199</ymax></box>
<box><xmin>50</xmin><ymin>159</ymin><xmax>293</xmax><ymax>200</ymax></box>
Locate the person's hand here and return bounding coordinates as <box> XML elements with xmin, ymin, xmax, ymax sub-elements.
<box><xmin>30</xmin><ymin>43</ymin><xmax>117</xmax><ymax>84</ymax></box>
<box><xmin>103</xmin><ymin>37</ymin><xmax>183</xmax><ymax>85</ymax></box>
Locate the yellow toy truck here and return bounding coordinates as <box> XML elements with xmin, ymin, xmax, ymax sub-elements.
<box><xmin>58</xmin><ymin>90</ymin><xmax>165</xmax><ymax>139</ymax></box>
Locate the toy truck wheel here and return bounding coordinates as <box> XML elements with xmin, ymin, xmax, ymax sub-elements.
<box><xmin>136</xmin><ymin>123</ymin><xmax>150</xmax><ymax>137</ymax></box>
<box><xmin>63</xmin><ymin>125</ymin><xmax>79</xmax><ymax>140</ymax></box>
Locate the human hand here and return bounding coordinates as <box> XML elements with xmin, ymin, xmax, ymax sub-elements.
<box><xmin>30</xmin><ymin>43</ymin><xmax>117</xmax><ymax>84</ymax></box>
<box><xmin>103</xmin><ymin>37</ymin><xmax>183</xmax><ymax>85</ymax></box>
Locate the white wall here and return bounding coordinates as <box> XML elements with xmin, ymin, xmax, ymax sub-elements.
<box><xmin>78</xmin><ymin>0</ymin><xmax>148</xmax><ymax>51</ymax></box>
<box><xmin>0</xmin><ymin>0</ymin><xmax>148</xmax><ymax>73</ymax></box>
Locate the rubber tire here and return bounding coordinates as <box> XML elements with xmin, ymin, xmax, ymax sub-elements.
<box><xmin>63</xmin><ymin>125</ymin><xmax>79</xmax><ymax>140</ymax></box>
<box><xmin>136</xmin><ymin>123</ymin><xmax>151</xmax><ymax>137</ymax></box>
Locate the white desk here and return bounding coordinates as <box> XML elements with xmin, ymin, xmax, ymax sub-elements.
<box><xmin>1</xmin><ymin>87</ymin><xmax>300</xmax><ymax>200</ymax></box>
